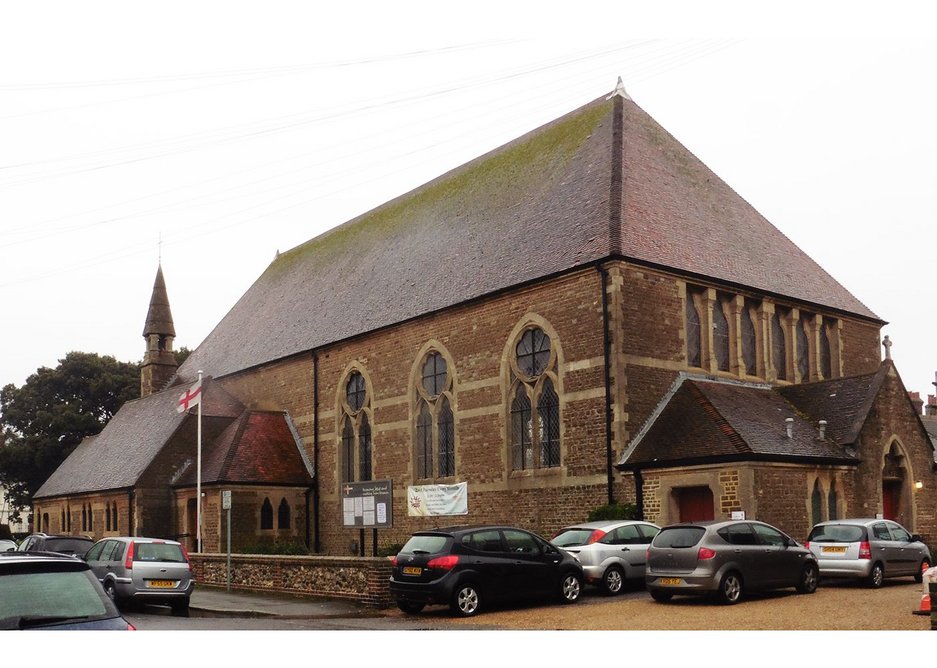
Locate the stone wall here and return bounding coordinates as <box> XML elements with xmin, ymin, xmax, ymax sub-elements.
<box><xmin>190</xmin><ymin>553</ymin><xmax>394</xmax><ymax>608</ymax></box>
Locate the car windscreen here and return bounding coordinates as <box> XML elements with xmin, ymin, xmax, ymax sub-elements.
<box><xmin>400</xmin><ymin>535</ymin><xmax>449</xmax><ymax>555</ymax></box>
<box><xmin>44</xmin><ymin>538</ymin><xmax>93</xmax><ymax>555</ymax></box>
<box><xmin>134</xmin><ymin>542</ymin><xmax>187</xmax><ymax>562</ymax></box>
<box><xmin>807</xmin><ymin>524</ymin><xmax>866</xmax><ymax>542</ymax></box>
<box><xmin>551</xmin><ymin>528</ymin><xmax>594</xmax><ymax>547</ymax></box>
<box><xmin>0</xmin><ymin>569</ymin><xmax>117</xmax><ymax>629</ymax></box>
<box><xmin>652</xmin><ymin>526</ymin><xmax>705</xmax><ymax>549</ymax></box>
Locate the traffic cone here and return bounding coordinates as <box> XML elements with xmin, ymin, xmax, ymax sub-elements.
<box><xmin>913</xmin><ymin>564</ymin><xmax>936</xmax><ymax>616</ymax></box>
<box><xmin>913</xmin><ymin>592</ymin><xmax>930</xmax><ymax>616</ymax></box>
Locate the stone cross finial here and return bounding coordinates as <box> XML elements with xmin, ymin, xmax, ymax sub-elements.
<box><xmin>882</xmin><ymin>335</ymin><xmax>892</xmax><ymax>360</ymax></box>
<box><xmin>606</xmin><ymin>77</ymin><xmax>632</xmax><ymax>101</ymax></box>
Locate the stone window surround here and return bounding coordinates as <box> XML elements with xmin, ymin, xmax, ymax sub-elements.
<box><xmin>808</xmin><ymin>472</ymin><xmax>845</xmax><ymax>525</ymax></box>
<box><xmin>683</xmin><ymin>283</ymin><xmax>843</xmax><ymax>383</ymax></box>
<box><xmin>337</xmin><ymin>366</ymin><xmax>374</xmax><ymax>485</ymax></box>
<box><xmin>504</xmin><ymin>316</ymin><xmax>565</xmax><ymax>478</ymax></box>
<box><xmin>411</xmin><ymin>343</ymin><xmax>458</xmax><ymax>483</ymax></box>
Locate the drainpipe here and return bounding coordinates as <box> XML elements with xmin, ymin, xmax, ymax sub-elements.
<box><xmin>312</xmin><ymin>351</ymin><xmax>321</xmax><ymax>553</ymax></box>
<box><xmin>598</xmin><ymin>264</ymin><xmax>615</xmax><ymax>505</ymax></box>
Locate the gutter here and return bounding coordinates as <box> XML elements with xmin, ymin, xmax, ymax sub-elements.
<box><xmin>598</xmin><ymin>264</ymin><xmax>615</xmax><ymax>505</ymax></box>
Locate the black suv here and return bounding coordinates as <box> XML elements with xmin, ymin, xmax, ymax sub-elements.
<box><xmin>389</xmin><ymin>525</ymin><xmax>584</xmax><ymax>617</ymax></box>
<box><xmin>18</xmin><ymin>533</ymin><xmax>94</xmax><ymax>558</ymax></box>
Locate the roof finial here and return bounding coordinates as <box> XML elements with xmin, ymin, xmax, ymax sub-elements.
<box><xmin>883</xmin><ymin>334</ymin><xmax>893</xmax><ymax>360</ymax></box>
<box><xmin>607</xmin><ymin>76</ymin><xmax>632</xmax><ymax>101</ymax></box>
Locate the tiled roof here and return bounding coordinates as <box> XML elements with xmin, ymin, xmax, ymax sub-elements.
<box><xmin>620</xmin><ymin>376</ymin><xmax>857</xmax><ymax>469</ymax></box>
<box><xmin>174</xmin><ymin>411</ymin><xmax>313</xmax><ymax>487</ymax></box>
<box><xmin>179</xmin><ymin>91</ymin><xmax>879</xmax><ymax>381</ymax></box>
<box><xmin>34</xmin><ymin>379</ymin><xmax>243</xmax><ymax>499</ymax></box>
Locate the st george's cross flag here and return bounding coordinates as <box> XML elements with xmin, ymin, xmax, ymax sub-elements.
<box><xmin>176</xmin><ymin>378</ymin><xmax>202</xmax><ymax>413</ymax></box>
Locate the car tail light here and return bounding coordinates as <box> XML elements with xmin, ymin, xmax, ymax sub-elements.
<box><xmin>803</xmin><ymin>541</ymin><xmax>810</xmax><ymax>550</ymax></box>
<box><xmin>858</xmin><ymin>541</ymin><xmax>871</xmax><ymax>560</ymax></box>
<box><xmin>698</xmin><ymin>547</ymin><xmax>717</xmax><ymax>560</ymax></box>
<box><xmin>125</xmin><ymin>542</ymin><xmax>135</xmax><ymax>569</ymax></box>
<box><xmin>127</xmin><ymin>622</ymin><xmax>137</xmax><ymax>630</ymax></box>
<box><xmin>390</xmin><ymin>555</ymin><xmax>398</xmax><ymax>566</ymax></box>
<box><xmin>426</xmin><ymin>555</ymin><xmax>459</xmax><ymax>570</ymax></box>
<box><xmin>587</xmin><ymin>529</ymin><xmax>607</xmax><ymax>544</ymax></box>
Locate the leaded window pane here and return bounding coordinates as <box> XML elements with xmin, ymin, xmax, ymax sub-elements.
<box><xmin>277</xmin><ymin>498</ymin><xmax>290</xmax><ymax>530</ymax></box>
<box><xmin>261</xmin><ymin>497</ymin><xmax>273</xmax><ymax>530</ymax></box>
<box><xmin>422</xmin><ymin>353</ymin><xmax>448</xmax><ymax>396</ymax></box>
<box><xmin>713</xmin><ymin>300</ymin><xmax>730</xmax><ymax>372</ymax></box>
<box><xmin>772</xmin><ymin>312</ymin><xmax>787</xmax><ymax>380</ymax></box>
<box><xmin>341</xmin><ymin>416</ymin><xmax>355</xmax><ymax>483</ymax></box>
<box><xmin>438</xmin><ymin>397</ymin><xmax>454</xmax><ymax>477</ymax></box>
<box><xmin>820</xmin><ymin>323</ymin><xmax>832</xmax><ymax>379</ymax></box>
<box><xmin>359</xmin><ymin>413</ymin><xmax>372</xmax><ymax>481</ymax></box>
<box><xmin>538</xmin><ymin>379</ymin><xmax>560</xmax><ymax>468</ymax></box>
<box><xmin>686</xmin><ymin>295</ymin><xmax>701</xmax><ymax>367</ymax></box>
<box><xmin>828</xmin><ymin>481</ymin><xmax>839</xmax><ymax>521</ymax></box>
<box><xmin>797</xmin><ymin>318</ymin><xmax>809</xmax><ymax>380</ymax></box>
<box><xmin>346</xmin><ymin>372</ymin><xmax>366</xmax><ymax>412</ymax></box>
<box><xmin>741</xmin><ymin>306</ymin><xmax>757</xmax><ymax>375</ymax></box>
<box><xmin>416</xmin><ymin>402</ymin><xmax>432</xmax><ymax>478</ymax></box>
<box><xmin>511</xmin><ymin>385</ymin><xmax>532</xmax><ymax>470</ymax></box>
<box><xmin>516</xmin><ymin>328</ymin><xmax>551</xmax><ymax>377</ymax></box>
<box><xmin>811</xmin><ymin>481</ymin><xmax>822</xmax><ymax>526</ymax></box>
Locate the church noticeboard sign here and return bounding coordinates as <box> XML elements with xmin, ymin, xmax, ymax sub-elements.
<box><xmin>407</xmin><ymin>482</ymin><xmax>468</xmax><ymax>517</ymax></box>
<box><xmin>341</xmin><ymin>479</ymin><xmax>393</xmax><ymax>528</ymax></box>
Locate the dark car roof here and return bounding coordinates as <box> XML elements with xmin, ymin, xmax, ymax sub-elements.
<box><xmin>414</xmin><ymin>525</ymin><xmax>540</xmax><ymax>537</ymax></box>
<box><xmin>0</xmin><ymin>551</ymin><xmax>87</xmax><ymax>571</ymax></box>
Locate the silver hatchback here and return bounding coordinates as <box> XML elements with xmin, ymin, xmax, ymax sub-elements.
<box><xmin>552</xmin><ymin>520</ymin><xmax>660</xmax><ymax>594</ymax></box>
<box><xmin>805</xmin><ymin>518</ymin><xmax>932</xmax><ymax>587</ymax></box>
<box><xmin>84</xmin><ymin>537</ymin><xmax>194</xmax><ymax>616</ymax></box>
<box><xmin>646</xmin><ymin>520</ymin><xmax>819</xmax><ymax>604</ymax></box>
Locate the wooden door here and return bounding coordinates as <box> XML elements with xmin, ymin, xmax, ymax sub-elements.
<box><xmin>678</xmin><ymin>486</ymin><xmax>715</xmax><ymax>522</ymax></box>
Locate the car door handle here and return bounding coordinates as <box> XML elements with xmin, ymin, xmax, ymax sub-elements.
<box><xmin>620</xmin><ymin>548</ymin><xmax>630</xmax><ymax>552</ymax></box>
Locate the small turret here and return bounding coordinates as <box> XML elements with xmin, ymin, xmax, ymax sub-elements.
<box><xmin>140</xmin><ymin>265</ymin><xmax>177</xmax><ymax>397</ymax></box>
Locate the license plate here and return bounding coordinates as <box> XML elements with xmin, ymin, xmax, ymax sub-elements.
<box><xmin>147</xmin><ymin>580</ymin><xmax>176</xmax><ymax>588</ymax></box>
<box><xmin>659</xmin><ymin>577</ymin><xmax>682</xmax><ymax>586</ymax></box>
<box><xmin>822</xmin><ymin>546</ymin><xmax>847</xmax><ymax>554</ymax></box>
<box><xmin>402</xmin><ymin>566</ymin><xmax>422</xmax><ymax>576</ymax></box>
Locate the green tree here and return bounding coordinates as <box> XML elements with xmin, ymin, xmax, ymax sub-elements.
<box><xmin>0</xmin><ymin>352</ymin><xmax>139</xmax><ymax>520</ymax></box>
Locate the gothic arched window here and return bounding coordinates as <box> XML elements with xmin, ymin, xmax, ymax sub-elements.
<box><xmin>277</xmin><ymin>498</ymin><xmax>290</xmax><ymax>530</ymax></box>
<box><xmin>820</xmin><ymin>322</ymin><xmax>832</xmax><ymax>379</ymax></box>
<box><xmin>713</xmin><ymin>299</ymin><xmax>730</xmax><ymax>372</ymax></box>
<box><xmin>741</xmin><ymin>304</ymin><xmax>757</xmax><ymax>376</ymax></box>
<box><xmin>340</xmin><ymin>369</ymin><xmax>373</xmax><ymax>483</ymax></box>
<box><xmin>828</xmin><ymin>479</ymin><xmax>839</xmax><ymax>520</ymax></box>
<box><xmin>772</xmin><ymin>310</ymin><xmax>788</xmax><ymax>380</ymax></box>
<box><xmin>811</xmin><ymin>480</ymin><xmax>823</xmax><ymax>526</ymax></box>
<box><xmin>414</xmin><ymin>350</ymin><xmax>455</xmax><ymax>479</ymax></box>
<box><xmin>797</xmin><ymin>316</ymin><xmax>810</xmax><ymax>381</ymax></box>
<box><xmin>686</xmin><ymin>292</ymin><xmax>701</xmax><ymax>367</ymax></box>
<box><xmin>260</xmin><ymin>497</ymin><xmax>273</xmax><ymax>530</ymax></box>
<box><xmin>510</xmin><ymin>325</ymin><xmax>561</xmax><ymax>471</ymax></box>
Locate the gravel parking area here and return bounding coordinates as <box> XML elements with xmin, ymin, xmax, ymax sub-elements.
<box><xmin>391</xmin><ymin>580</ymin><xmax>932</xmax><ymax>631</ymax></box>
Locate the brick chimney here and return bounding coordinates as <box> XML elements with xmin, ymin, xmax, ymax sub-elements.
<box><xmin>927</xmin><ymin>394</ymin><xmax>937</xmax><ymax>417</ymax></box>
<box><xmin>909</xmin><ymin>391</ymin><xmax>923</xmax><ymax>415</ymax></box>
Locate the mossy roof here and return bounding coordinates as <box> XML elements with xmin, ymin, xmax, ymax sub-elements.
<box><xmin>179</xmin><ymin>92</ymin><xmax>878</xmax><ymax>381</ymax></box>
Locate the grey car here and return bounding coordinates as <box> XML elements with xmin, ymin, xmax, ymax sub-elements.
<box><xmin>552</xmin><ymin>520</ymin><xmax>660</xmax><ymax>594</ymax></box>
<box><xmin>84</xmin><ymin>536</ymin><xmax>194</xmax><ymax>616</ymax></box>
<box><xmin>0</xmin><ymin>538</ymin><xmax>16</xmax><ymax>552</ymax></box>
<box><xmin>646</xmin><ymin>519</ymin><xmax>819</xmax><ymax>604</ymax></box>
<box><xmin>805</xmin><ymin>518</ymin><xmax>932</xmax><ymax>587</ymax></box>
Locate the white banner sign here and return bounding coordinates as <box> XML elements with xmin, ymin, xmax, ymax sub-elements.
<box><xmin>407</xmin><ymin>482</ymin><xmax>468</xmax><ymax>517</ymax></box>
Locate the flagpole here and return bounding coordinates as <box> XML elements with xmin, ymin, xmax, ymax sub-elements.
<box><xmin>197</xmin><ymin>369</ymin><xmax>203</xmax><ymax>553</ymax></box>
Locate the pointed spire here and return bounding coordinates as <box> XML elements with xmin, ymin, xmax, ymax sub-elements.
<box><xmin>607</xmin><ymin>76</ymin><xmax>632</xmax><ymax>101</ymax></box>
<box><xmin>143</xmin><ymin>264</ymin><xmax>176</xmax><ymax>338</ymax></box>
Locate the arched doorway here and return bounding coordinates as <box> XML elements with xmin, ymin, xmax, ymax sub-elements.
<box><xmin>881</xmin><ymin>442</ymin><xmax>909</xmax><ymax>523</ymax></box>
<box><xmin>676</xmin><ymin>486</ymin><xmax>714</xmax><ymax>522</ymax></box>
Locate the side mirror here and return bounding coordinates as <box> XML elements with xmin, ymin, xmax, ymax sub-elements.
<box><xmin>910</xmin><ymin>534</ymin><xmax>923</xmax><ymax>543</ymax></box>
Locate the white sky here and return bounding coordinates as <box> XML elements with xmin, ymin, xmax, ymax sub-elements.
<box><xmin>2</xmin><ymin>1</ymin><xmax>936</xmax><ymax>407</ymax></box>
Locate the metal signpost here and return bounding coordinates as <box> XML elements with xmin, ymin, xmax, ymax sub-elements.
<box><xmin>222</xmin><ymin>490</ymin><xmax>232</xmax><ymax>591</ymax></box>
<box><xmin>340</xmin><ymin>480</ymin><xmax>393</xmax><ymax>556</ymax></box>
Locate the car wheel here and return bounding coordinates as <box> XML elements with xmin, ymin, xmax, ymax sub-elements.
<box><xmin>451</xmin><ymin>583</ymin><xmax>481</xmax><ymax>617</ymax></box>
<box><xmin>650</xmin><ymin>589</ymin><xmax>673</xmax><ymax>603</ymax></box>
<box><xmin>602</xmin><ymin>565</ymin><xmax>625</xmax><ymax>595</ymax></box>
<box><xmin>915</xmin><ymin>559</ymin><xmax>930</xmax><ymax>584</ymax></box>
<box><xmin>170</xmin><ymin>599</ymin><xmax>190</xmax><ymax>617</ymax></box>
<box><xmin>796</xmin><ymin>563</ymin><xmax>819</xmax><ymax>594</ymax></box>
<box><xmin>559</xmin><ymin>571</ymin><xmax>583</xmax><ymax>604</ymax></box>
<box><xmin>717</xmin><ymin>571</ymin><xmax>743</xmax><ymax>605</ymax></box>
<box><xmin>867</xmin><ymin>562</ymin><xmax>884</xmax><ymax>588</ymax></box>
<box><xmin>396</xmin><ymin>600</ymin><xmax>426</xmax><ymax>615</ymax></box>
<box><xmin>103</xmin><ymin>580</ymin><xmax>119</xmax><ymax>603</ymax></box>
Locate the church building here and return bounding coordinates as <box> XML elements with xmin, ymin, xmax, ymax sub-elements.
<box><xmin>32</xmin><ymin>82</ymin><xmax>937</xmax><ymax>554</ymax></box>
